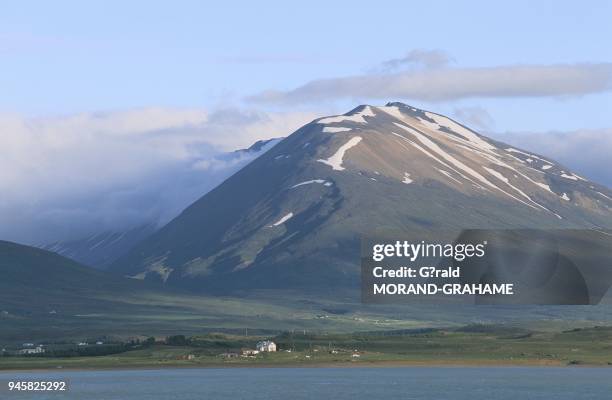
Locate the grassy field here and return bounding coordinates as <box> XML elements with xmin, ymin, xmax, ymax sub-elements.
<box><xmin>5</xmin><ymin>283</ymin><xmax>612</xmax><ymax>345</ymax></box>
<box><xmin>2</xmin><ymin>325</ymin><xmax>612</xmax><ymax>370</ymax></box>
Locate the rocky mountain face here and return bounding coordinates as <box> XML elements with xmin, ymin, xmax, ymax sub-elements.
<box><xmin>110</xmin><ymin>103</ymin><xmax>612</xmax><ymax>293</ymax></box>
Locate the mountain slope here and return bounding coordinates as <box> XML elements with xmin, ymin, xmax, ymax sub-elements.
<box><xmin>110</xmin><ymin>103</ymin><xmax>612</xmax><ymax>293</ymax></box>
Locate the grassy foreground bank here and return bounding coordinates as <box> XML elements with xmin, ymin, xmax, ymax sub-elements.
<box><xmin>2</xmin><ymin>325</ymin><xmax>612</xmax><ymax>370</ymax></box>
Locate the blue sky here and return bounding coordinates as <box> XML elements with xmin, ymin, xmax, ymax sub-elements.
<box><xmin>2</xmin><ymin>1</ymin><xmax>611</xmax><ymax>130</ymax></box>
<box><xmin>1</xmin><ymin>0</ymin><xmax>611</xmax><ymax>244</ymax></box>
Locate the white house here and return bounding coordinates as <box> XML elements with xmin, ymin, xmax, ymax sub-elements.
<box><xmin>256</xmin><ymin>340</ymin><xmax>277</xmax><ymax>352</ymax></box>
<box><xmin>18</xmin><ymin>346</ymin><xmax>45</xmax><ymax>355</ymax></box>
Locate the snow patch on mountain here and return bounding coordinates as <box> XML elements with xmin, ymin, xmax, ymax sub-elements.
<box><xmin>483</xmin><ymin>167</ymin><xmax>550</xmax><ymax>211</ymax></box>
<box><xmin>390</xmin><ymin>131</ymin><xmax>476</xmax><ymax>186</ymax></box>
<box><xmin>533</xmin><ymin>181</ymin><xmax>553</xmax><ymax>193</ymax></box>
<box><xmin>483</xmin><ymin>167</ymin><xmax>510</xmax><ymax>184</ymax></box>
<box><xmin>377</xmin><ymin>105</ymin><xmax>407</xmax><ymax>122</ymax></box>
<box><xmin>416</xmin><ymin>117</ymin><xmax>441</xmax><ymax>132</ymax></box>
<box><xmin>561</xmin><ymin>173</ymin><xmax>578</xmax><ymax>181</ymax></box>
<box><xmin>463</xmin><ymin>142</ymin><xmax>554</xmax><ymax>195</ymax></box>
<box><xmin>424</xmin><ymin>112</ymin><xmax>497</xmax><ymax>152</ymax></box>
<box><xmin>269</xmin><ymin>212</ymin><xmax>293</xmax><ymax>227</ymax></box>
<box><xmin>595</xmin><ymin>191</ymin><xmax>612</xmax><ymax>201</ymax></box>
<box><xmin>291</xmin><ymin>179</ymin><xmax>328</xmax><ymax>188</ymax></box>
<box><xmin>395</xmin><ymin>123</ymin><xmax>503</xmax><ymax>192</ymax></box>
<box><xmin>318</xmin><ymin>106</ymin><xmax>375</xmax><ymax>124</ymax></box>
<box><xmin>323</xmin><ymin>126</ymin><xmax>352</xmax><ymax>133</ymax></box>
<box><xmin>401</xmin><ymin>131</ymin><xmax>533</xmax><ymax>209</ymax></box>
<box><xmin>317</xmin><ymin>136</ymin><xmax>362</xmax><ymax>171</ymax></box>
<box><xmin>437</xmin><ymin>169</ymin><xmax>462</xmax><ymax>184</ymax></box>
<box><xmin>506</xmin><ymin>148</ymin><xmax>550</xmax><ymax>163</ymax></box>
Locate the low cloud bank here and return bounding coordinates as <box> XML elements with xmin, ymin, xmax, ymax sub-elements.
<box><xmin>0</xmin><ymin>108</ymin><xmax>315</xmax><ymax>244</ymax></box>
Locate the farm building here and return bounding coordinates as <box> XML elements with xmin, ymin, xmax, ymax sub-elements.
<box><xmin>256</xmin><ymin>340</ymin><xmax>277</xmax><ymax>352</ymax></box>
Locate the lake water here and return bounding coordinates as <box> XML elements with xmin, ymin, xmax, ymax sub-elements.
<box><xmin>1</xmin><ymin>366</ymin><xmax>611</xmax><ymax>399</ymax></box>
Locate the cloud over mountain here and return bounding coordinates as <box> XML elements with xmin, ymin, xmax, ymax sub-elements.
<box><xmin>0</xmin><ymin>107</ymin><xmax>316</xmax><ymax>244</ymax></box>
<box><xmin>249</xmin><ymin>63</ymin><xmax>612</xmax><ymax>104</ymax></box>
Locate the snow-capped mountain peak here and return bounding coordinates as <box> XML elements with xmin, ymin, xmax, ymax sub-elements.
<box><xmin>295</xmin><ymin>103</ymin><xmax>610</xmax><ymax>223</ymax></box>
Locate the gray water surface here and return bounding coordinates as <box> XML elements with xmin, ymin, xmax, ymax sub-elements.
<box><xmin>1</xmin><ymin>366</ymin><xmax>611</xmax><ymax>399</ymax></box>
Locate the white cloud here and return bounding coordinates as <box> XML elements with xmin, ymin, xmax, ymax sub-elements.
<box><xmin>381</xmin><ymin>49</ymin><xmax>452</xmax><ymax>71</ymax></box>
<box><xmin>249</xmin><ymin>63</ymin><xmax>612</xmax><ymax>104</ymax></box>
<box><xmin>0</xmin><ymin>107</ymin><xmax>316</xmax><ymax>244</ymax></box>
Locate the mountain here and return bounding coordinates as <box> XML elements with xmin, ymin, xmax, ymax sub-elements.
<box><xmin>110</xmin><ymin>103</ymin><xmax>612</xmax><ymax>293</ymax></box>
<box><xmin>37</xmin><ymin>138</ymin><xmax>281</xmax><ymax>269</ymax></box>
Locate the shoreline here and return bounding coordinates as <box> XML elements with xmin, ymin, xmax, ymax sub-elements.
<box><xmin>4</xmin><ymin>326</ymin><xmax>612</xmax><ymax>373</ymax></box>
<box><xmin>1</xmin><ymin>359</ymin><xmax>609</xmax><ymax>373</ymax></box>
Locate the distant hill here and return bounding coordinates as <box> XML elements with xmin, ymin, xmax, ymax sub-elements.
<box><xmin>0</xmin><ymin>240</ymin><xmax>141</xmax><ymax>312</ymax></box>
<box><xmin>110</xmin><ymin>103</ymin><xmax>612</xmax><ymax>293</ymax></box>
